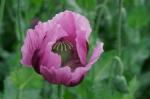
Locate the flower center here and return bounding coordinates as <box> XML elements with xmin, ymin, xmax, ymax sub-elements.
<box><xmin>52</xmin><ymin>40</ymin><xmax>73</xmax><ymax>65</ymax></box>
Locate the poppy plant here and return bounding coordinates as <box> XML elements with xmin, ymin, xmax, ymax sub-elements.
<box><xmin>21</xmin><ymin>10</ymin><xmax>104</xmax><ymax>86</ymax></box>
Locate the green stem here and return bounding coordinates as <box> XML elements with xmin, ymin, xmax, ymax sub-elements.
<box><xmin>58</xmin><ymin>85</ymin><xmax>64</xmax><ymax>99</ymax></box>
<box><xmin>16</xmin><ymin>89</ymin><xmax>22</xmax><ymax>99</ymax></box>
<box><xmin>0</xmin><ymin>0</ymin><xmax>6</xmax><ymax>46</ymax></box>
<box><xmin>0</xmin><ymin>0</ymin><xmax>5</xmax><ymax>22</ymax></box>
<box><xmin>17</xmin><ymin>0</ymin><xmax>23</xmax><ymax>42</ymax></box>
<box><xmin>16</xmin><ymin>0</ymin><xmax>22</xmax><ymax>99</ymax></box>
<box><xmin>117</xmin><ymin>0</ymin><xmax>123</xmax><ymax>57</ymax></box>
<box><xmin>94</xmin><ymin>0</ymin><xmax>108</xmax><ymax>35</ymax></box>
<box><xmin>108</xmin><ymin>0</ymin><xmax>124</xmax><ymax>98</ymax></box>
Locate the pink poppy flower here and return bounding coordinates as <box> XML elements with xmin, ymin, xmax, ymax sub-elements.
<box><xmin>21</xmin><ymin>10</ymin><xmax>104</xmax><ymax>86</ymax></box>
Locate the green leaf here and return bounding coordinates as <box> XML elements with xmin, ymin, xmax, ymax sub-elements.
<box><xmin>10</xmin><ymin>67</ymin><xmax>43</xmax><ymax>89</ymax></box>
<box><xmin>3</xmin><ymin>69</ymin><xmax>43</xmax><ymax>99</ymax></box>
<box><xmin>127</xmin><ymin>5</ymin><xmax>149</xmax><ymax>29</ymax></box>
<box><xmin>94</xmin><ymin>50</ymin><xmax>116</xmax><ymax>82</ymax></box>
<box><xmin>123</xmin><ymin>77</ymin><xmax>139</xmax><ymax>99</ymax></box>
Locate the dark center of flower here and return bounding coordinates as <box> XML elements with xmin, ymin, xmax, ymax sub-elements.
<box><xmin>52</xmin><ymin>40</ymin><xmax>73</xmax><ymax>65</ymax></box>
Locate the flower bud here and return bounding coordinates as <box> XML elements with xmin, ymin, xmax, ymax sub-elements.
<box><xmin>114</xmin><ymin>56</ymin><xmax>124</xmax><ymax>75</ymax></box>
<box><xmin>113</xmin><ymin>75</ymin><xmax>128</xmax><ymax>93</ymax></box>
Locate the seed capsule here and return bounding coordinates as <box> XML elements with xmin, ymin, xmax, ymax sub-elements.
<box><xmin>52</xmin><ymin>40</ymin><xmax>73</xmax><ymax>64</ymax></box>
<box><xmin>52</xmin><ymin>40</ymin><xmax>73</xmax><ymax>53</ymax></box>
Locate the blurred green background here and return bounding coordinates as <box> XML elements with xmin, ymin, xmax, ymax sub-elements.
<box><xmin>0</xmin><ymin>0</ymin><xmax>150</xmax><ymax>99</ymax></box>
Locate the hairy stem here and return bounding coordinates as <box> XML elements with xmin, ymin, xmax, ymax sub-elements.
<box><xmin>17</xmin><ymin>0</ymin><xmax>23</xmax><ymax>42</ymax></box>
<box><xmin>108</xmin><ymin>0</ymin><xmax>124</xmax><ymax>98</ymax></box>
<box><xmin>0</xmin><ymin>0</ymin><xmax>5</xmax><ymax>22</ymax></box>
<box><xmin>117</xmin><ymin>0</ymin><xmax>123</xmax><ymax>56</ymax></box>
<box><xmin>58</xmin><ymin>85</ymin><xmax>64</xmax><ymax>99</ymax></box>
<box><xmin>16</xmin><ymin>89</ymin><xmax>22</xmax><ymax>99</ymax></box>
<box><xmin>0</xmin><ymin>0</ymin><xmax>6</xmax><ymax>46</ymax></box>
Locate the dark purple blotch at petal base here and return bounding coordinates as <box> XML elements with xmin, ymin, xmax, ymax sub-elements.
<box><xmin>32</xmin><ymin>49</ymin><xmax>41</xmax><ymax>74</ymax></box>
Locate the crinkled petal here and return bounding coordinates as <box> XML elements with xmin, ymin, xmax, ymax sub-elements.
<box><xmin>67</xmin><ymin>67</ymin><xmax>87</xmax><ymax>86</ymax></box>
<box><xmin>40</xmin><ymin>42</ymin><xmax>103</xmax><ymax>86</ymax></box>
<box><xmin>51</xmin><ymin>11</ymin><xmax>76</xmax><ymax>39</ymax></box>
<box><xmin>86</xmin><ymin>42</ymin><xmax>104</xmax><ymax>70</ymax></box>
<box><xmin>41</xmin><ymin>24</ymin><xmax>68</xmax><ymax>49</ymax></box>
<box><xmin>21</xmin><ymin>22</ymin><xmax>49</xmax><ymax>66</ymax></box>
<box><xmin>41</xmin><ymin>42</ymin><xmax>61</xmax><ymax>68</ymax></box>
<box><xmin>40</xmin><ymin>66</ymin><xmax>56</xmax><ymax>83</ymax></box>
<box><xmin>50</xmin><ymin>10</ymin><xmax>91</xmax><ymax>41</ymax></box>
<box><xmin>40</xmin><ymin>25</ymin><xmax>68</xmax><ymax>69</ymax></box>
<box><xmin>73</xmin><ymin>11</ymin><xmax>91</xmax><ymax>40</ymax></box>
<box><xmin>76</xmin><ymin>30</ymin><xmax>88</xmax><ymax>65</ymax></box>
<box><xmin>21</xmin><ymin>21</ymin><xmax>67</xmax><ymax>68</ymax></box>
<box><xmin>34</xmin><ymin>21</ymin><xmax>49</xmax><ymax>42</ymax></box>
<box><xmin>21</xmin><ymin>29</ymin><xmax>39</xmax><ymax>66</ymax></box>
<box><xmin>66</xmin><ymin>42</ymin><xmax>104</xmax><ymax>86</ymax></box>
<box><xmin>40</xmin><ymin>66</ymin><xmax>72</xmax><ymax>85</ymax></box>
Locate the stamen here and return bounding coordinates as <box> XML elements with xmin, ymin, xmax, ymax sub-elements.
<box><xmin>63</xmin><ymin>42</ymin><xmax>67</xmax><ymax>51</ymax></box>
<box><xmin>52</xmin><ymin>40</ymin><xmax>73</xmax><ymax>53</ymax></box>
<box><xmin>52</xmin><ymin>40</ymin><xmax>73</xmax><ymax>65</ymax></box>
<box><xmin>52</xmin><ymin>43</ymin><xmax>57</xmax><ymax>51</ymax></box>
<box><xmin>56</xmin><ymin>42</ymin><xmax>61</xmax><ymax>51</ymax></box>
<box><xmin>60</xmin><ymin>42</ymin><xmax>63</xmax><ymax>52</ymax></box>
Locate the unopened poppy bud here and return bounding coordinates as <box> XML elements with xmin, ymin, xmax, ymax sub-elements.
<box><xmin>114</xmin><ymin>56</ymin><xmax>124</xmax><ymax>75</ymax></box>
<box><xmin>113</xmin><ymin>75</ymin><xmax>128</xmax><ymax>93</ymax></box>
